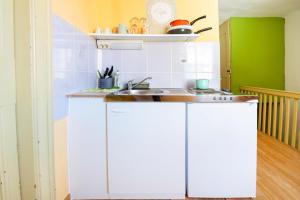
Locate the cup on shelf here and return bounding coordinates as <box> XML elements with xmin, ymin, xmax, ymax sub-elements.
<box><xmin>96</xmin><ymin>27</ymin><xmax>102</xmax><ymax>34</ymax></box>
<box><xmin>112</xmin><ymin>27</ymin><xmax>118</xmax><ymax>34</ymax></box>
<box><xmin>118</xmin><ymin>24</ymin><xmax>128</xmax><ymax>34</ymax></box>
<box><xmin>104</xmin><ymin>27</ymin><xmax>112</xmax><ymax>34</ymax></box>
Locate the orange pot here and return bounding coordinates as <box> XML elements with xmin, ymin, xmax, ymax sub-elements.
<box><xmin>170</xmin><ymin>15</ymin><xmax>207</xmax><ymax>27</ymax></box>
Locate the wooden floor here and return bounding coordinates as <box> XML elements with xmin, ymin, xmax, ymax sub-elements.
<box><xmin>256</xmin><ymin>132</ymin><xmax>300</xmax><ymax>200</ymax></box>
<box><xmin>66</xmin><ymin>132</ymin><xmax>300</xmax><ymax>200</ymax></box>
<box><xmin>188</xmin><ymin>132</ymin><xmax>300</xmax><ymax>200</ymax></box>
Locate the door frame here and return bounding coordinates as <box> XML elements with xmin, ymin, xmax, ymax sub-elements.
<box><xmin>219</xmin><ymin>20</ymin><xmax>231</xmax><ymax>91</ymax></box>
<box><xmin>29</xmin><ymin>0</ymin><xmax>55</xmax><ymax>199</ymax></box>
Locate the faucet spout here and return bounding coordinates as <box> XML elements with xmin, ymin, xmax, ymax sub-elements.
<box><xmin>128</xmin><ymin>77</ymin><xmax>152</xmax><ymax>90</ymax></box>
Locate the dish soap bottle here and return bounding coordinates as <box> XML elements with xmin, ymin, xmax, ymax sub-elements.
<box><xmin>114</xmin><ymin>70</ymin><xmax>120</xmax><ymax>88</ymax></box>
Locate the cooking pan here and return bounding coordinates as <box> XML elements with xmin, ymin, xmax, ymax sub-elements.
<box><xmin>168</xmin><ymin>15</ymin><xmax>212</xmax><ymax>34</ymax></box>
<box><xmin>167</xmin><ymin>26</ymin><xmax>212</xmax><ymax>34</ymax></box>
<box><xmin>170</xmin><ymin>15</ymin><xmax>207</xmax><ymax>27</ymax></box>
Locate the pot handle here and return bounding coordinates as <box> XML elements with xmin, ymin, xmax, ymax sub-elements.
<box><xmin>190</xmin><ymin>15</ymin><xmax>207</xmax><ymax>26</ymax></box>
<box><xmin>194</xmin><ymin>27</ymin><xmax>213</xmax><ymax>34</ymax></box>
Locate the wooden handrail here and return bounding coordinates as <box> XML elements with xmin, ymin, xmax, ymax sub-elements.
<box><xmin>240</xmin><ymin>86</ymin><xmax>300</xmax><ymax>99</ymax></box>
<box><xmin>240</xmin><ymin>86</ymin><xmax>300</xmax><ymax>151</ymax></box>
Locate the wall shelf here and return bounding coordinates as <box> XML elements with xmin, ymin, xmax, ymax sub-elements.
<box><xmin>90</xmin><ymin>33</ymin><xmax>198</xmax><ymax>42</ymax></box>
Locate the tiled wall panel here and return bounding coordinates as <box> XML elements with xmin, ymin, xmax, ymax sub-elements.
<box><xmin>52</xmin><ymin>15</ymin><xmax>97</xmax><ymax>120</ymax></box>
<box><xmin>101</xmin><ymin>42</ymin><xmax>220</xmax><ymax>89</ymax></box>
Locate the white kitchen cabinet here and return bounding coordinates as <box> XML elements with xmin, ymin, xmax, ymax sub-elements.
<box><xmin>188</xmin><ymin>103</ymin><xmax>257</xmax><ymax>198</ymax></box>
<box><xmin>68</xmin><ymin>97</ymin><xmax>108</xmax><ymax>199</ymax></box>
<box><xmin>107</xmin><ymin>103</ymin><xmax>186</xmax><ymax>199</ymax></box>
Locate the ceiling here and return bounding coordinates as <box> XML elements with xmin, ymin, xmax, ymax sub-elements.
<box><xmin>219</xmin><ymin>0</ymin><xmax>300</xmax><ymax>24</ymax></box>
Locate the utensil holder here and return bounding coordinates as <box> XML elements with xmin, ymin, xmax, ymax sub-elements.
<box><xmin>98</xmin><ymin>78</ymin><xmax>113</xmax><ymax>89</ymax></box>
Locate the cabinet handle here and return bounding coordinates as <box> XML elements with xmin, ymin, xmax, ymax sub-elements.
<box><xmin>111</xmin><ymin>109</ymin><xmax>129</xmax><ymax>113</ymax></box>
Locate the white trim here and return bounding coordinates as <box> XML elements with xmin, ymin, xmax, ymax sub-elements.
<box><xmin>29</xmin><ymin>0</ymin><xmax>55</xmax><ymax>199</ymax></box>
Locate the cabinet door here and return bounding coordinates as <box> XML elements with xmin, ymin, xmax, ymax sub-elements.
<box><xmin>107</xmin><ymin>103</ymin><xmax>186</xmax><ymax>199</ymax></box>
<box><xmin>188</xmin><ymin>103</ymin><xmax>257</xmax><ymax>198</ymax></box>
<box><xmin>68</xmin><ymin>98</ymin><xmax>107</xmax><ymax>199</ymax></box>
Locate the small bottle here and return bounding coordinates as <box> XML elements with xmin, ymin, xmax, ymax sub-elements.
<box><xmin>114</xmin><ymin>70</ymin><xmax>120</xmax><ymax>88</ymax></box>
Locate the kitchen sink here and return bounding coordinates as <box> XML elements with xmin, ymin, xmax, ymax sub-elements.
<box><xmin>114</xmin><ymin>88</ymin><xmax>192</xmax><ymax>96</ymax></box>
<box><xmin>116</xmin><ymin>89</ymin><xmax>164</xmax><ymax>95</ymax></box>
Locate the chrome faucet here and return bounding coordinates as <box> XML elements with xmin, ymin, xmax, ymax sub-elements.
<box><xmin>128</xmin><ymin>77</ymin><xmax>152</xmax><ymax>90</ymax></box>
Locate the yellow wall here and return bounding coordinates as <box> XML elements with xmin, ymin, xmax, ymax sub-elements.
<box><xmin>54</xmin><ymin>118</ymin><xmax>69</xmax><ymax>200</ymax></box>
<box><xmin>52</xmin><ymin>0</ymin><xmax>115</xmax><ymax>32</ymax></box>
<box><xmin>52</xmin><ymin>0</ymin><xmax>219</xmax><ymax>41</ymax></box>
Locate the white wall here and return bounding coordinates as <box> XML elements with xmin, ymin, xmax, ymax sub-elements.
<box><xmin>285</xmin><ymin>9</ymin><xmax>300</xmax><ymax>92</ymax></box>
<box><xmin>285</xmin><ymin>9</ymin><xmax>300</xmax><ymax>140</ymax></box>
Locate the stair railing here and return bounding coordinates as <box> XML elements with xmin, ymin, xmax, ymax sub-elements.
<box><xmin>240</xmin><ymin>86</ymin><xmax>300</xmax><ymax>151</ymax></box>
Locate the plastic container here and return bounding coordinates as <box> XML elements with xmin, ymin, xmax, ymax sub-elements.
<box><xmin>113</xmin><ymin>70</ymin><xmax>120</xmax><ymax>88</ymax></box>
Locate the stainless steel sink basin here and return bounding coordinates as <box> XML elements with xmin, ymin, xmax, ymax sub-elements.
<box><xmin>116</xmin><ymin>89</ymin><xmax>164</xmax><ymax>95</ymax></box>
<box><xmin>114</xmin><ymin>89</ymin><xmax>192</xmax><ymax>96</ymax></box>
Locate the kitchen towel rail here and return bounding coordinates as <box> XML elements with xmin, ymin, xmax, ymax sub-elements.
<box><xmin>240</xmin><ymin>86</ymin><xmax>300</xmax><ymax>151</ymax></box>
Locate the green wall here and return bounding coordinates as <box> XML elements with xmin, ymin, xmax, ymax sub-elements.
<box><xmin>230</xmin><ymin>17</ymin><xmax>285</xmax><ymax>93</ymax></box>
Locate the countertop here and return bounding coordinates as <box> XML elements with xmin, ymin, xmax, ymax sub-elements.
<box><xmin>67</xmin><ymin>88</ymin><xmax>120</xmax><ymax>98</ymax></box>
<box><xmin>68</xmin><ymin>88</ymin><xmax>259</xmax><ymax>103</ymax></box>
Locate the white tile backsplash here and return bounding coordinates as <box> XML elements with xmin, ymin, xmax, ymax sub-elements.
<box><xmin>52</xmin><ymin>34</ymin><xmax>74</xmax><ymax>71</ymax></box>
<box><xmin>102</xmin><ymin>50</ymin><xmax>122</xmax><ymax>72</ymax></box>
<box><xmin>171</xmin><ymin>73</ymin><xmax>196</xmax><ymax>88</ymax></box>
<box><xmin>147</xmin><ymin>43</ymin><xmax>172</xmax><ymax>73</ymax></box>
<box><xmin>73</xmin><ymin>34</ymin><xmax>90</xmax><ymax>72</ymax></box>
<box><xmin>52</xmin><ymin>14</ymin><xmax>97</xmax><ymax>120</ymax></box>
<box><xmin>148</xmin><ymin>73</ymin><xmax>172</xmax><ymax>88</ymax></box>
<box><xmin>100</xmin><ymin>42</ymin><xmax>220</xmax><ymax>89</ymax></box>
<box><xmin>121</xmin><ymin>50</ymin><xmax>147</xmax><ymax>73</ymax></box>
<box><xmin>209</xmin><ymin>79</ymin><xmax>221</xmax><ymax>89</ymax></box>
<box><xmin>172</xmin><ymin>44</ymin><xmax>194</xmax><ymax>73</ymax></box>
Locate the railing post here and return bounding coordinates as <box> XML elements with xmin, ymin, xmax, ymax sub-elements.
<box><xmin>267</xmin><ymin>95</ymin><xmax>273</xmax><ymax>135</ymax></box>
<box><xmin>272</xmin><ymin>96</ymin><xmax>278</xmax><ymax>138</ymax></box>
<box><xmin>258</xmin><ymin>94</ymin><xmax>263</xmax><ymax>131</ymax></box>
<box><xmin>278</xmin><ymin>97</ymin><xmax>284</xmax><ymax>142</ymax></box>
<box><xmin>262</xmin><ymin>94</ymin><xmax>267</xmax><ymax>133</ymax></box>
<box><xmin>291</xmin><ymin>99</ymin><xmax>298</xmax><ymax>148</ymax></box>
<box><xmin>284</xmin><ymin>98</ymin><xmax>291</xmax><ymax>145</ymax></box>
